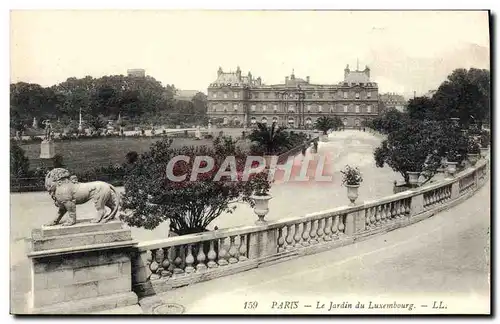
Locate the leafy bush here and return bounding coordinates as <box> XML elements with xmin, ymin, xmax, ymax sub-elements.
<box><xmin>480</xmin><ymin>131</ymin><xmax>490</xmax><ymax>148</ymax></box>
<box><xmin>467</xmin><ymin>138</ymin><xmax>481</xmax><ymax>154</ymax></box>
<box><xmin>340</xmin><ymin>165</ymin><xmax>363</xmax><ymax>186</ymax></box>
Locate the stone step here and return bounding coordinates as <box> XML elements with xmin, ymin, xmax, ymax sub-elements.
<box><xmin>40</xmin><ymin>220</ymin><xmax>123</xmax><ymax>238</ymax></box>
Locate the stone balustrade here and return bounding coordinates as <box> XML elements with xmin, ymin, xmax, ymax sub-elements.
<box><xmin>131</xmin><ymin>158</ymin><xmax>490</xmax><ymax>298</ymax></box>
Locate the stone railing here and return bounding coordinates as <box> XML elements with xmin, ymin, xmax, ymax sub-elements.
<box><xmin>131</xmin><ymin>158</ymin><xmax>489</xmax><ymax>297</ymax></box>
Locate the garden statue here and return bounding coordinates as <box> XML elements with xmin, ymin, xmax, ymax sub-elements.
<box><xmin>33</xmin><ymin>116</ymin><xmax>38</xmax><ymax>129</ymax></box>
<box><xmin>42</xmin><ymin>120</ymin><xmax>52</xmax><ymax>141</ymax></box>
<box><xmin>44</xmin><ymin>168</ymin><xmax>121</xmax><ymax>226</ymax></box>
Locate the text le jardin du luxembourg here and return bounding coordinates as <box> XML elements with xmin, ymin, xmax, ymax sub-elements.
<box><xmin>242</xmin><ymin>300</ymin><xmax>449</xmax><ymax>312</ymax></box>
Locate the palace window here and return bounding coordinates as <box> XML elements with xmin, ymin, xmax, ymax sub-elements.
<box><xmin>223</xmin><ymin>93</ymin><xmax>228</xmax><ymax>99</ymax></box>
<box><xmin>367</xmin><ymin>105</ymin><xmax>372</xmax><ymax>113</ymax></box>
<box><xmin>306</xmin><ymin>93</ymin><xmax>312</xmax><ymax>99</ymax></box>
<box><xmin>254</xmin><ymin>93</ymin><xmax>259</xmax><ymax>99</ymax></box>
<box><xmin>234</xmin><ymin>92</ymin><xmax>239</xmax><ymax>99</ymax></box>
<box><xmin>343</xmin><ymin>92</ymin><xmax>348</xmax><ymax>99</ymax></box>
<box><xmin>262</xmin><ymin>105</ymin><xmax>267</xmax><ymax>112</ymax></box>
<box><xmin>223</xmin><ymin>104</ymin><xmax>228</xmax><ymax>112</ymax></box>
<box><xmin>289</xmin><ymin>105</ymin><xmax>295</xmax><ymax>112</ymax></box>
<box><xmin>318</xmin><ymin>93</ymin><xmax>323</xmax><ymax>99</ymax></box>
<box><xmin>264</xmin><ymin>93</ymin><xmax>269</xmax><ymax>99</ymax></box>
<box><xmin>273</xmin><ymin>104</ymin><xmax>278</xmax><ymax>112</ymax></box>
<box><xmin>367</xmin><ymin>91</ymin><xmax>372</xmax><ymax>99</ymax></box>
<box><xmin>344</xmin><ymin>105</ymin><xmax>348</xmax><ymax>113</ymax></box>
<box><xmin>212</xmin><ymin>93</ymin><xmax>217</xmax><ymax>98</ymax></box>
<box><xmin>251</xmin><ymin>105</ymin><xmax>256</xmax><ymax>112</ymax></box>
<box><xmin>355</xmin><ymin>92</ymin><xmax>360</xmax><ymax>99</ymax></box>
<box><xmin>318</xmin><ymin>105</ymin><xmax>323</xmax><ymax>112</ymax></box>
<box><xmin>233</xmin><ymin>104</ymin><xmax>238</xmax><ymax>111</ymax></box>
<box><xmin>307</xmin><ymin>105</ymin><xmax>311</xmax><ymax>112</ymax></box>
<box><xmin>330</xmin><ymin>105</ymin><xmax>335</xmax><ymax>113</ymax></box>
<box><xmin>213</xmin><ymin>105</ymin><xmax>217</xmax><ymax>112</ymax></box>
<box><xmin>355</xmin><ymin>105</ymin><xmax>360</xmax><ymax>113</ymax></box>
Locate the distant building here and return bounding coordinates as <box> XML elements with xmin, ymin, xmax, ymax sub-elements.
<box><xmin>174</xmin><ymin>90</ymin><xmax>200</xmax><ymax>101</ymax></box>
<box><xmin>127</xmin><ymin>69</ymin><xmax>146</xmax><ymax>77</ymax></box>
<box><xmin>206</xmin><ymin>64</ymin><xmax>380</xmax><ymax>128</ymax></box>
<box><xmin>379</xmin><ymin>92</ymin><xmax>407</xmax><ymax>112</ymax></box>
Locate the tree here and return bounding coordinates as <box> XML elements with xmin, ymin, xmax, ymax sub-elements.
<box><xmin>433</xmin><ymin>68</ymin><xmax>490</xmax><ymax>128</ymax></box>
<box><xmin>10</xmin><ymin>140</ymin><xmax>30</xmax><ymax>178</ymax></box>
<box><xmin>374</xmin><ymin>120</ymin><xmax>447</xmax><ymax>184</ymax></box>
<box><xmin>369</xmin><ymin>108</ymin><xmax>408</xmax><ymax>134</ymax></box>
<box><xmin>406</xmin><ymin>97</ymin><xmax>440</xmax><ymax>121</ymax></box>
<box><xmin>248</xmin><ymin>122</ymin><xmax>292</xmax><ymax>155</ymax></box>
<box><xmin>120</xmin><ymin>138</ymin><xmax>270</xmax><ymax>235</ymax></box>
<box><xmin>331</xmin><ymin>116</ymin><xmax>343</xmax><ymax>131</ymax></box>
<box><xmin>314</xmin><ymin>116</ymin><xmax>333</xmax><ymax>135</ymax></box>
<box><xmin>87</xmin><ymin>115</ymin><xmax>107</xmax><ymax>135</ymax></box>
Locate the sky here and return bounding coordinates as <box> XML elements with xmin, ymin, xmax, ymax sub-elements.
<box><xmin>10</xmin><ymin>10</ymin><xmax>490</xmax><ymax>98</ymax></box>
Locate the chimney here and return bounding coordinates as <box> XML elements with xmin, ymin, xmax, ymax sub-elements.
<box><xmin>285</xmin><ymin>76</ymin><xmax>289</xmax><ymax>83</ymax></box>
<box><xmin>236</xmin><ymin>66</ymin><xmax>241</xmax><ymax>80</ymax></box>
<box><xmin>248</xmin><ymin>71</ymin><xmax>252</xmax><ymax>82</ymax></box>
<box><xmin>257</xmin><ymin>77</ymin><xmax>262</xmax><ymax>85</ymax></box>
<box><xmin>306</xmin><ymin>76</ymin><xmax>310</xmax><ymax>83</ymax></box>
<box><xmin>218</xmin><ymin>67</ymin><xmax>223</xmax><ymax>77</ymax></box>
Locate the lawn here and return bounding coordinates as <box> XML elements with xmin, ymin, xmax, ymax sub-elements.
<box><xmin>21</xmin><ymin>136</ymin><xmax>215</xmax><ymax>173</ymax></box>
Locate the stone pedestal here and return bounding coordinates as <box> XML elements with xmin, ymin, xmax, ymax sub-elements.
<box><xmin>39</xmin><ymin>140</ymin><xmax>55</xmax><ymax>159</ymax></box>
<box><xmin>27</xmin><ymin>220</ymin><xmax>138</xmax><ymax>314</ymax></box>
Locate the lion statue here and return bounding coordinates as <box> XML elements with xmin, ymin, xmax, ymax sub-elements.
<box><xmin>44</xmin><ymin>168</ymin><xmax>121</xmax><ymax>226</ymax></box>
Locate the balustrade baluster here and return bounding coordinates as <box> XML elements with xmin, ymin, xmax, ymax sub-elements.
<box><xmin>218</xmin><ymin>237</ymin><xmax>229</xmax><ymax>266</ymax></box>
<box><xmin>324</xmin><ymin>217</ymin><xmax>332</xmax><ymax>241</ymax></box>
<box><xmin>405</xmin><ymin>199</ymin><xmax>410</xmax><ymax>214</ymax></box>
<box><xmin>309</xmin><ymin>220</ymin><xmax>318</xmax><ymax>244</ymax></box>
<box><xmin>398</xmin><ymin>200</ymin><xmax>405</xmax><ymax>218</ymax></box>
<box><xmin>376</xmin><ymin>206</ymin><xmax>382</xmax><ymax>225</ymax></box>
<box><xmin>294</xmin><ymin>223</ymin><xmax>302</xmax><ymax>247</ymax></box>
<box><xmin>380</xmin><ymin>205</ymin><xmax>387</xmax><ymax>223</ymax></box>
<box><xmin>331</xmin><ymin>215</ymin><xmax>339</xmax><ymax>236</ymax></box>
<box><xmin>161</xmin><ymin>247</ymin><xmax>172</xmax><ymax>277</ymax></box>
<box><xmin>338</xmin><ymin>215</ymin><xmax>345</xmax><ymax>234</ymax></box>
<box><xmin>149</xmin><ymin>249</ymin><xmax>161</xmax><ymax>280</ymax></box>
<box><xmin>302</xmin><ymin>222</ymin><xmax>310</xmax><ymax>246</ymax></box>
<box><xmin>228</xmin><ymin>236</ymin><xmax>238</xmax><ymax>264</ymax></box>
<box><xmin>172</xmin><ymin>246</ymin><xmax>184</xmax><ymax>275</ymax></box>
<box><xmin>238</xmin><ymin>235</ymin><xmax>248</xmax><ymax>261</ymax></box>
<box><xmin>285</xmin><ymin>225</ymin><xmax>294</xmax><ymax>249</ymax></box>
<box><xmin>317</xmin><ymin>218</ymin><xmax>325</xmax><ymax>241</ymax></box>
<box><xmin>207</xmin><ymin>240</ymin><xmax>218</xmax><ymax>268</ymax></box>
<box><xmin>370</xmin><ymin>207</ymin><xmax>376</xmax><ymax>225</ymax></box>
<box><xmin>155</xmin><ymin>247</ymin><xmax>165</xmax><ymax>277</ymax></box>
<box><xmin>185</xmin><ymin>245</ymin><xmax>195</xmax><ymax>274</ymax></box>
<box><xmin>277</xmin><ymin>227</ymin><xmax>285</xmax><ymax>252</ymax></box>
<box><xmin>365</xmin><ymin>209</ymin><xmax>371</xmax><ymax>228</ymax></box>
<box><xmin>196</xmin><ymin>243</ymin><xmax>207</xmax><ymax>271</ymax></box>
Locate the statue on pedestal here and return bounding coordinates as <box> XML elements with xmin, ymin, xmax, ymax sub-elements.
<box><xmin>32</xmin><ymin>117</ymin><xmax>38</xmax><ymax>129</ymax></box>
<box><xmin>42</xmin><ymin>120</ymin><xmax>53</xmax><ymax>141</ymax></box>
<box><xmin>44</xmin><ymin>168</ymin><xmax>121</xmax><ymax>226</ymax></box>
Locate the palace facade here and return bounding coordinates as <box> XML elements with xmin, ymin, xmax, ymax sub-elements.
<box><xmin>206</xmin><ymin>65</ymin><xmax>380</xmax><ymax>128</ymax></box>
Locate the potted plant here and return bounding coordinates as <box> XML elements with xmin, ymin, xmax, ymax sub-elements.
<box><xmin>467</xmin><ymin>139</ymin><xmax>481</xmax><ymax>166</ymax></box>
<box><xmin>341</xmin><ymin>165</ymin><xmax>363</xmax><ymax>205</ymax></box>
<box><xmin>250</xmin><ymin>172</ymin><xmax>273</xmax><ymax>224</ymax></box>
<box><xmin>480</xmin><ymin>131</ymin><xmax>490</xmax><ymax>158</ymax></box>
<box><xmin>407</xmin><ymin>171</ymin><xmax>420</xmax><ymax>185</ymax></box>
<box><xmin>445</xmin><ymin>150</ymin><xmax>459</xmax><ymax>177</ymax></box>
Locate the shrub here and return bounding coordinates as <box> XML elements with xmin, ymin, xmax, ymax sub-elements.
<box><xmin>480</xmin><ymin>131</ymin><xmax>490</xmax><ymax>148</ymax></box>
<box><xmin>53</xmin><ymin>154</ymin><xmax>65</xmax><ymax>168</ymax></box>
<box><xmin>125</xmin><ymin>151</ymin><xmax>139</xmax><ymax>164</ymax></box>
<box><xmin>467</xmin><ymin>139</ymin><xmax>481</xmax><ymax>154</ymax></box>
<box><xmin>340</xmin><ymin>165</ymin><xmax>363</xmax><ymax>186</ymax></box>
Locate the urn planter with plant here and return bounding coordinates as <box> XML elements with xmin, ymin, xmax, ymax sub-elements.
<box><xmin>445</xmin><ymin>150</ymin><xmax>459</xmax><ymax>177</ymax></box>
<box><xmin>341</xmin><ymin>165</ymin><xmax>363</xmax><ymax>205</ymax></box>
<box><xmin>250</xmin><ymin>172</ymin><xmax>273</xmax><ymax>224</ymax></box>
<box><xmin>467</xmin><ymin>139</ymin><xmax>481</xmax><ymax>166</ymax></box>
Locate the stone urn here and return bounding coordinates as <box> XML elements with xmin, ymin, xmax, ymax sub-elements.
<box><xmin>480</xmin><ymin>147</ymin><xmax>489</xmax><ymax>158</ymax></box>
<box><xmin>252</xmin><ymin>194</ymin><xmax>272</xmax><ymax>225</ymax></box>
<box><xmin>320</xmin><ymin>134</ymin><xmax>328</xmax><ymax>142</ymax></box>
<box><xmin>446</xmin><ymin>161</ymin><xmax>458</xmax><ymax>177</ymax></box>
<box><xmin>345</xmin><ymin>184</ymin><xmax>360</xmax><ymax>205</ymax></box>
<box><xmin>467</xmin><ymin>153</ymin><xmax>480</xmax><ymax>166</ymax></box>
<box><xmin>407</xmin><ymin>171</ymin><xmax>420</xmax><ymax>185</ymax></box>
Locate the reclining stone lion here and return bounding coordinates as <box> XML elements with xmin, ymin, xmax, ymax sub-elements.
<box><xmin>44</xmin><ymin>168</ymin><xmax>121</xmax><ymax>226</ymax></box>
